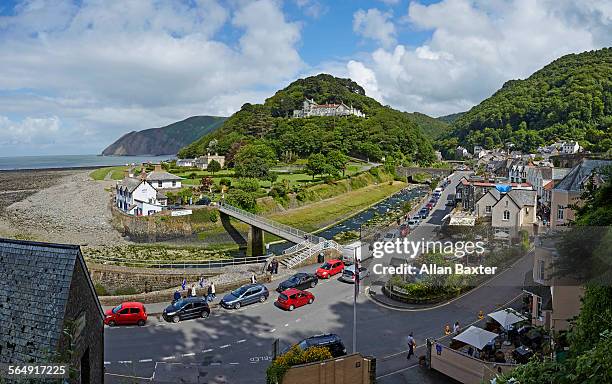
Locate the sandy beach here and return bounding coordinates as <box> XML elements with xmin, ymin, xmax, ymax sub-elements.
<box><xmin>0</xmin><ymin>169</ymin><xmax>126</xmax><ymax>246</ymax></box>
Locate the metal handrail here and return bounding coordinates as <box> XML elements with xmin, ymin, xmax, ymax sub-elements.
<box><xmin>85</xmin><ymin>254</ymin><xmax>272</xmax><ymax>269</ymax></box>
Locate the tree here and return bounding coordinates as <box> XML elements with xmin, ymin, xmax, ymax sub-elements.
<box><xmin>326</xmin><ymin>150</ymin><xmax>349</xmax><ymax>176</ymax></box>
<box><xmin>305</xmin><ymin>153</ymin><xmax>327</xmax><ymax>180</ymax></box>
<box><xmin>199</xmin><ymin>176</ymin><xmax>214</xmax><ymax>194</ymax></box>
<box><xmin>207</xmin><ymin>160</ymin><xmax>221</xmax><ymax>174</ymax></box>
<box><xmin>236</xmin><ymin>178</ymin><xmax>260</xmax><ymax>193</ymax></box>
<box><xmin>233</xmin><ymin>142</ymin><xmax>277</xmax><ymax>179</ymax></box>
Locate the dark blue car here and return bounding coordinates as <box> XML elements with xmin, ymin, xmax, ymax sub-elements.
<box><xmin>220</xmin><ymin>283</ymin><xmax>269</xmax><ymax>309</ymax></box>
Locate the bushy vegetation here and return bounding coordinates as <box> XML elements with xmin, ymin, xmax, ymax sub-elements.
<box><xmin>439</xmin><ymin>48</ymin><xmax>612</xmax><ymax>156</ymax></box>
<box><xmin>179</xmin><ymin>74</ymin><xmax>435</xmax><ymax>164</ymax></box>
<box><xmin>266</xmin><ymin>346</ymin><xmax>332</xmax><ymax>384</ymax></box>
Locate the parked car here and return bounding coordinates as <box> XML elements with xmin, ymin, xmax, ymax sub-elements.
<box><xmin>220</xmin><ymin>283</ymin><xmax>269</xmax><ymax>309</ymax></box>
<box><xmin>411</xmin><ymin>216</ymin><xmax>421</xmax><ymax>224</ymax></box>
<box><xmin>419</xmin><ymin>208</ymin><xmax>429</xmax><ymax>219</ymax></box>
<box><xmin>316</xmin><ymin>259</ymin><xmax>345</xmax><ymax>279</ymax></box>
<box><xmin>426</xmin><ymin>203</ymin><xmax>434</xmax><ymax>210</ymax></box>
<box><xmin>399</xmin><ymin>224</ymin><xmax>409</xmax><ymax>237</ymax></box>
<box><xmin>105</xmin><ymin>302</ymin><xmax>148</xmax><ymax>327</ymax></box>
<box><xmin>276</xmin><ymin>273</ymin><xmax>318</xmax><ymax>292</ymax></box>
<box><xmin>162</xmin><ymin>297</ymin><xmax>210</xmax><ymax>323</ymax></box>
<box><xmin>339</xmin><ymin>265</ymin><xmax>370</xmax><ymax>283</ymax></box>
<box><xmin>445</xmin><ymin>200</ymin><xmax>456</xmax><ymax>207</ymax></box>
<box><xmin>407</xmin><ymin>218</ymin><xmax>419</xmax><ymax>230</ymax></box>
<box><xmin>283</xmin><ymin>334</ymin><xmax>347</xmax><ymax>358</ymax></box>
<box><xmin>383</xmin><ymin>232</ymin><xmax>395</xmax><ymax>241</ymax></box>
<box><xmin>195</xmin><ymin>197</ymin><xmax>211</xmax><ymax>206</ymax></box>
<box><xmin>276</xmin><ymin>288</ymin><xmax>315</xmax><ymax>311</ymax></box>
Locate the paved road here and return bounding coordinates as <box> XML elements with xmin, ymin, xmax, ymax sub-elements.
<box><xmin>104</xmin><ymin>171</ymin><xmax>532</xmax><ymax>383</ymax></box>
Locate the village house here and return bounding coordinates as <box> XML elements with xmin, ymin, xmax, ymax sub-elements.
<box><xmin>561</xmin><ymin>141</ymin><xmax>581</xmax><ymax>154</ymax></box>
<box><xmin>475</xmin><ymin>188</ymin><xmax>537</xmax><ymax>236</ymax></box>
<box><xmin>0</xmin><ymin>238</ymin><xmax>105</xmax><ymax>383</ymax></box>
<box><xmin>195</xmin><ymin>153</ymin><xmax>226</xmax><ymax>170</ymax></box>
<box><xmin>293</xmin><ymin>98</ymin><xmax>365</xmax><ymax>118</ymax></box>
<box><xmin>115</xmin><ymin>166</ymin><xmax>181</xmax><ymax>216</ymax></box>
<box><xmin>455</xmin><ymin>146</ymin><xmax>469</xmax><ymax>159</ymax></box>
<box><xmin>550</xmin><ymin>159</ymin><xmax>611</xmax><ymax>228</ymax></box>
<box><xmin>455</xmin><ymin>176</ymin><xmax>532</xmax><ymax>212</ymax></box>
<box><xmin>146</xmin><ymin>164</ymin><xmax>182</xmax><ymax>189</ymax></box>
<box><xmin>176</xmin><ymin>158</ymin><xmax>196</xmax><ymax>167</ymax></box>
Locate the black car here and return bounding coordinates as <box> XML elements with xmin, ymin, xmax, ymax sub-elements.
<box><xmin>276</xmin><ymin>273</ymin><xmax>318</xmax><ymax>292</ymax></box>
<box><xmin>220</xmin><ymin>283</ymin><xmax>269</xmax><ymax>309</ymax></box>
<box><xmin>195</xmin><ymin>197</ymin><xmax>211</xmax><ymax>206</ymax></box>
<box><xmin>283</xmin><ymin>334</ymin><xmax>347</xmax><ymax>358</ymax></box>
<box><xmin>162</xmin><ymin>297</ymin><xmax>210</xmax><ymax>323</ymax></box>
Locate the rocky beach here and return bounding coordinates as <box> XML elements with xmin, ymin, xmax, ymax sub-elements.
<box><xmin>0</xmin><ymin>169</ymin><xmax>126</xmax><ymax>246</ymax></box>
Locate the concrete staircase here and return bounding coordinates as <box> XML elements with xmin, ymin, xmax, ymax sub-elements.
<box><xmin>280</xmin><ymin>240</ymin><xmax>343</xmax><ymax>269</ymax></box>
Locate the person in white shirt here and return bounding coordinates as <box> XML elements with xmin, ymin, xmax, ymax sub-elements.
<box><xmin>406</xmin><ymin>333</ymin><xmax>416</xmax><ymax>360</ymax></box>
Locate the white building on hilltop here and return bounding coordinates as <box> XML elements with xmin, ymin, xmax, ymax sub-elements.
<box><xmin>293</xmin><ymin>98</ymin><xmax>365</xmax><ymax>118</ymax></box>
<box><xmin>115</xmin><ymin>177</ymin><xmax>168</xmax><ymax>216</ymax></box>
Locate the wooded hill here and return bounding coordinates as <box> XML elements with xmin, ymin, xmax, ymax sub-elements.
<box><xmin>179</xmin><ymin>74</ymin><xmax>436</xmax><ymax>164</ymax></box>
<box><xmin>438</xmin><ymin>48</ymin><xmax>612</xmax><ymax>155</ymax></box>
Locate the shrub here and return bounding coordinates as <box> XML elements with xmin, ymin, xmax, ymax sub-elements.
<box><xmin>268</xmin><ymin>185</ymin><xmax>288</xmax><ymax>198</ymax></box>
<box><xmin>219</xmin><ymin>178</ymin><xmax>232</xmax><ymax>187</ymax></box>
<box><xmin>267</xmin><ymin>346</ymin><xmax>332</xmax><ymax>384</ymax></box>
<box><xmin>236</xmin><ymin>177</ymin><xmax>261</xmax><ymax>192</ymax></box>
<box><xmin>226</xmin><ymin>190</ymin><xmax>257</xmax><ymax>211</ymax></box>
<box><xmin>114</xmin><ymin>286</ymin><xmax>138</xmax><ymax>296</ymax></box>
<box><xmin>94</xmin><ymin>283</ymin><xmax>109</xmax><ymax>296</ymax></box>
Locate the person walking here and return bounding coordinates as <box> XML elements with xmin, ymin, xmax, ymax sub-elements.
<box><xmin>173</xmin><ymin>289</ymin><xmax>181</xmax><ymax>303</ymax></box>
<box><xmin>406</xmin><ymin>333</ymin><xmax>416</xmax><ymax>360</ymax></box>
<box><xmin>251</xmin><ymin>274</ymin><xmax>257</xmax><ymax>284</ymax></box>
<box><xmin>273</xmin><ymin>259</ymin><xmax>279</xmax><ymax>274</ymax></box>
<box><xmin>453</xmin><ymin>321</ymin><xmax>461</xmax><ymax>335</ymax></box>
<box><xmin>190</xmin><ymin>284</ymin><xmax>197</xmax><ymax>297</ymax></box>
<box><xmin>207</xmin><ymin>282</ymin><xmax>216</xmax><ymax>302</ymax></box>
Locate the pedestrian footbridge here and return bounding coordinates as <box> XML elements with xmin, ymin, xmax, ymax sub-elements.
<box><xmin>218</xmin><ymin>202</ymin><xmax>342</xmax><ymax>266</ymax></box>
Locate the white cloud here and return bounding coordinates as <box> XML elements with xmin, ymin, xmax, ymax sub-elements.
<box><xmin>353</xmin><ymin>8</ymin><xmax>397</xmax><ymax>47</ymax></box>
<box><xmin>0</xmin><ymin>0</ymin><xmax>303</xmax><ymax>155</ymax></box>
<box><xmin>295</xmin><ymin>0</ymin><xmax>328</xmax><ymax>18</ymax></box>
<box><xmin>0</xmin><ymin>115</ymin><xmax>61</xmax><ymax>146</ymax></box>
<box><xmin>345</xmin><ymin>0</ymin><xmax>609</xmax><ymax>116</ymax></box>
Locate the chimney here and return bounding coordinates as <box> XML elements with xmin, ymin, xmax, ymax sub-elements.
<box><xmin>154</xmin><ymin>164</ymin><xmax>162</xmax><ymax>172</ymax></box>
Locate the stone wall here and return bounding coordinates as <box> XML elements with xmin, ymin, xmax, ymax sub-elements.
<box><xmin>88</xmin><ymin>263</ymin><xmax>219</xmax><ymax>293</ymax></box>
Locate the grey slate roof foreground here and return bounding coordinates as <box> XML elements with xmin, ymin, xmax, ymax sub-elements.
<box><xmin>554</xmin><ymin>159</ymin><xmax>612</xmax><ymax>192</ymax></box>
<box><xmin>0</xmin><ymin>238</ymin><xmax>101</xmax><ymax>364</ymax></box>
<box><xmin>146</xmin><ymin>170</ymin><xmax>182</xmax><ymax>181</ymax></box>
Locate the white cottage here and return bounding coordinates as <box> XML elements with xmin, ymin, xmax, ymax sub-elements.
<box><xmin>146</xmin><ymin>164</ymin><xmax>182</xmax><ymax>189</ymax></box>
<box><xmin>116</xmin><ymin>177</ymin><xmax>168</xmax><ymax>216</ymax></box>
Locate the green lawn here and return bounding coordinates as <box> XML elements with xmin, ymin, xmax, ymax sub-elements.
<box><xmin>89</xmin><ymin>166</ymin><xmax>127</xmax><ymax>181</ymax></box>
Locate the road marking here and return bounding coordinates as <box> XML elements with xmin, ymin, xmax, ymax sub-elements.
<box><xmin>202</xmin><ymin>349</ymin><xmax>213</xmax><ymax>353</ymax></box>
<box><xmin>162</xmin><ymin>356</ymin><xmax>175</xmax><ymax>360</ymax></box>
<box><xmin>182</xmin><ymin>353</ymin><xmax>195</xmax><ymax>357</ymax></box>
<box><xmin>139</xmin><ymin>359</ymin><xmax>152</xmax><ymax>363</ymax></box>
<box><xmin>229</xmin><ymin>362</ymin><xmax>239</xmax><ymax>365</ymax></box>
<box><xmin>376</xmin><ymin>363</ymin><xmax>419</xmax><ymax>379</ymax></box>
<box><xmin>118</xmin><ymin>360</ymin><xmax>132</xmax><ymax>364</ymax></box>
<box><xmin>269</xmin><ymin>328</ymin><xmax>276</xmax><ymax>333</ymax></box>
<box><xmin>220</xmin><ymin>344</ymin><xmax>230</xmax><ymax>349</ymax></box>
<box><xmin>284</xmin><ymin>323</ymin><xmax>289</xmax><ymax>327</ymax></box>
<box><xmin>104</xmin><ymin>362</ymin><xmax>111</xmax><ymax>365</ymax></box>
<box><xmin>104</xmin><ymin>373</ymin><xmax>152</xmax><ymax>381</ymax></box>
<box><xmin>210</xmin><ymin>363</ymin><xmax>221</xmax><ymax>366</ymax></box>
<box><xmin>236</xmin><ymin>339</ymin><xmax>246</xmax><ymax>344</ymax></box>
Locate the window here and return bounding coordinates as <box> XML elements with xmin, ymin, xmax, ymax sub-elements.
<box><xmin>538</xmin><ymin>260</ymin><xmax>545</xmax><ymax>281</ymax></box>
<box><xmin>485</xmin><ymin>205</ymin><xmax>492</xmax><ymax>213</ymax></box>
<box><xmin>172</xmin><ymin>181</ymin><xmax>176</xmax><ymax>187</ymax></box>
<box><xmin>536</xmin><ymin>296</ymin><xmax>542</xmax><ymax>320</ymax></box>
<box><xmin>158</xmin><ymin>181</ymin><xmax>163</xmax><ymax>187</ymax></box>
<box><xmin>129</xmin><ymin>308</ymin><xmax>140</xmax><ymax>314</ymax></box>
<box><xmin>557</xmin><ymin>205</ymin><xmax>565</xmax><ymax>220</ymax></box>
<box><xmin>503</xmin><ymin>210</ymin><xmax>510</xmax><ymax>221</ymax></box>
<box><xmin>119</xmin><ymin>308</ymin><xmax>129</xmax><ymax>315</ymax></box>
<box><xmin>526</xmin><ymin>208</ymin><xmax>530</xmax><ymax>215</ymax></box>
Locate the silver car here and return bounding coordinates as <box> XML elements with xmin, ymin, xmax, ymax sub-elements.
<box><xmin>339</xmin><ymin>265</ymin><xmax>369</xmax><ymax>283</ymax></box>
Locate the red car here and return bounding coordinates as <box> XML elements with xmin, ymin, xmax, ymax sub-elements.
<box><xmin>426</xmin><ymin>203</ymin><xmax>434</xmax><ymax>210</ymax></box>
<box><xmin>276</xmin><ymin>288</ymin><xmax>314</xmax><ymax>311</ymax></box>
<box><xmin>316</xmin><ymin>259</ymin><xmax>345</xmax><ymax>279</ymax></box>
<box><xmin>104</xmin><ymin>302</ymin><xmax>148</xmax><ymax>327</ymax></box>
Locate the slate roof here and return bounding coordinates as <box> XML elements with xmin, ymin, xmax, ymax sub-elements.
<box><xmin>117</xmin><ymin>177</ymin><xmax>143</xmax><ymax>192</ymax></box>
<box><xmin>0</xmin><ymin>239</ymin><xmax>101</xmax><ymax>364</ymax></box>
<box><xmin>146</xmin><ymin>171</ymin><xmax>182</xmax><ymax>182</ymax></box>
<box><xmin>554</xmin><ymin>159</ymin><xmax>612</xmax><ymax>192</ymax></box>
<box><xmin>507</xmin><ymin>189</ymin><xmax>536</xmax><ymax>208</ymax></box>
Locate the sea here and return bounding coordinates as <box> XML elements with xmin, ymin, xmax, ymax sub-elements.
<box><xmin>0</xmin><ymin>154</ymin><xmax>175</xmax><ymax>171</ymax></box>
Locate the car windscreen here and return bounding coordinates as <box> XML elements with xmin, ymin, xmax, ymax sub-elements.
<box><xmin>112</xmin><ymin>304</ymin><xmax>122</xmax><ymax>314</ymax></box>
<box><xmin>172</xmin><ymin>299</ymin><xmax>187</xmax><ymax>309</ymax></box>
<box><xmin>288</xmin><ymin>276</ymin><xmax>301</xmax><ymax>283</ymax></box>
<box><xmin>321</xmin><ymin>263</ymin><xmax>332</xmax><ymax>270</ymax></box>
<box><xmin>279</xmin><ymin>294</ymin><xmax>288</xmax><ymax>301</ymax></box>
<box><xmin>231</xmin><ymin>286</ymin><xmax>249</xmax><ymax>297</ymax></box>
<box><xmin>343</xmin><ymin>268</ymin><xmax>354</xmax><ymax>275</ymax></box>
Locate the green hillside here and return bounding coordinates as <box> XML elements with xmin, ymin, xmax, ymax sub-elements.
<box><xmin>404</xmin><ymin>112</ymin><xmax>451</xmax><ymax>140</ymax></box>
<box><xmin>436</xmin><ymin>112</ymin><xmax>464</xmax><ymax>124</ymax></box>
<box><xmin>102</xmin><ymin>116</ymin><xmax>226</xmax><ymax>156</ymax></box>
<box><xmin>179</xmin><ymin>74</ymin><xmax>435</xmax><ymax>164</ymax></box>
<box><xmin>439</xmin><ymin>48</ymin><xmax>612</xmax><ymax>155</ymax></box>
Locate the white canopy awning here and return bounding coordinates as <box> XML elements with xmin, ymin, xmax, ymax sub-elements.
<box><xmin>488</xmin><ymin>308</ymin><xmax>527</xmax><ymax>329</ymax></box>
<box><xmin>452</xmin><ymin>326</ymin><xmax>499</xmax><ymax>350</ymax></box>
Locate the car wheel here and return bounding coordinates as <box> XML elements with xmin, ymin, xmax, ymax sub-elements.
<box><xmin>201</xmin><ymin>311</ymin><xmax>210</xmax><ymax>319</ymax></box>
<box><xmin>137</xmin><ymin>319</ymin><xmax>145</xmax><ymax>327</ymax></box>
<box><xmin>172</xmin><ymin>316</ymin><xmax>180</xmax><ymax>323</ymax></box>
<box><xmin>108</xmin><ymin>321</ymin><xmax>116</xmax><ymax>327</ymax></box>
<box><xmin>310</xmin><ymin>281</ymin><xmax>316</xmax><ymax>288</ymax></box>
<box><xmin>289</xmin><ymin>305</ymin><xmax>295</xmax><ymax>311</ymax></box>
<box><xmin>259</xmin><ymin>296</ymin><xmax>267</xmax><ymax>303</ymax></box>
<box><xmin>308</xmin><ymin>298</ymin><xmax>313</xmax><ymax>304</ymax></box>
<box><xmin>234</xmin><ymin>302</ymin><xmax>241</xmax><ymax>310</ymax></box>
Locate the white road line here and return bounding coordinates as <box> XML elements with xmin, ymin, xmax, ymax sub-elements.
<box><xmin>236</xmin><ymin>339</ymin><xmax>246</xmax><ymax>344</ymax></box>
<box><xmin>182</xmin><ymin>353</ymin><xmax>195</xmax><ymax>357</ymax></box>
<box><xmin>229</xmin><ymin>362</ymin><xmax>240</xmax><ymax>365</ymax></box>
<box><xmin>139</xmin><ymin>359</ymin><xmax>152</xmax><ymax>363</ymax></box>
<box><xmin>118</xmin><ymin>360</ymin><xmax>132</xmax><ymax>364</ymax></box>
<box><xmin>269</xmin><ymin>328</ymin><xmax>276</xmax><ymax>333</ymax></box>
<box><xmin>220</xmin><ymin>344</ymin><xmax>230</xmax><ymax>349</ymax></box>
<box><xmin>104</xmin><ymin>362</ymin><xmax>111</xmax><ymax>365</ymax></box>
<box><xmin>284</xmin><ymin>323</ymin><xmax>289</xmax><ymax>327</ymax></box>
<box><xmin>162</xmin><ymin>356</ymin><xmax>175</xmax><ymax>360</ymax></box>
<box><xmin>376</xmin><ymin>364</ymin><xmax>419</xmax><ymax>379</ymax></box>
<box><xmin>202</xmin><ymin>348</ymin><xmax>213</xmax><ymax>353</ymax></box>
<box><xmin>210</xmin><ymin>363</ymin><xmax>221</xmax><ymax>366</ymax></box>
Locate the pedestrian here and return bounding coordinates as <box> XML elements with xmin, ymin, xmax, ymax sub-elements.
<box><xmin>453</xmin><ymin>321</ymin><xmax>460</xmax><ymax>335</ymax></box>
<box><xmin>191</xmin><ymin>284</ymin><xmax>197</xmax><ymax>297</ymax></box>
<box><xmin>267</xmin><ymin>261</ymin><xmax>273</xmax><ymax>275</ymax></box>
<box><xmin>251</xmin><ymin>274</ymin><xmax>257</xmax><ymax>284</ymax></box>
<box><xmin>406</xmin><ymin>333</ymin><xmax>416</xmax><ymax>360</ymax></box>
<box><xmin>173</xmin><ymin>288</ymin><xmax>181</xmax><ymax>303</ymax></box>
<box><xmin>444</xmin><ymin>324</ymin><xmax>451</xmax><ymax>336</ymax></box>
<box><xmin>273</xmin><ymin>259</ymin><xmax>279</xmax><ymax>274</ymax></box>
<box><xmin>209</xmin><ymin>282</ymin><xmax>216</xmax><ymax>302</ymax></box>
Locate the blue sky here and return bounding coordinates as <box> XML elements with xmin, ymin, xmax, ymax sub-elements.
<box><xmin>0</xmin><ymin>0</ymin><xmax>609</xmax><ymax>156</ymax></box>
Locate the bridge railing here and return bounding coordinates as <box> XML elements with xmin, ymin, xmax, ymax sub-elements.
<box><xmin>85</xmin><ymin>254</ymin><xmax>273</xmax><ymax>269</ymax></box>
<box><xmin>219</xmin><ymin>203</ymin><xmax>324</xmax><ymax>244</ymax></box>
